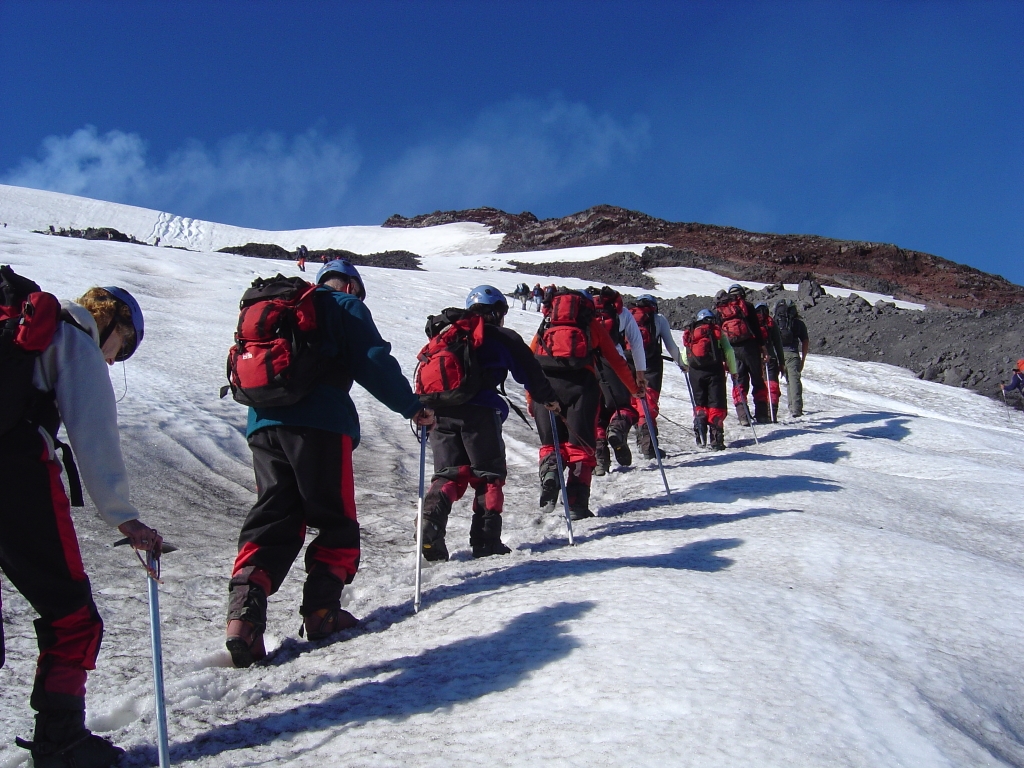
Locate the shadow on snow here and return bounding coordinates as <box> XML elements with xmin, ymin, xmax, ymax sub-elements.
<box><xmin>142</xmin><ymin>602</ymin><xmax>595</xmax><ymax>763</ymax></box>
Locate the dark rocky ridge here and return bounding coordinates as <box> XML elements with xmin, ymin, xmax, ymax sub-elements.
<box><xmin>498</xmin><ymin>251</ymin><xmax>1021</xmax><ymax>402</ymax></box>
<box><xmin>217</xmin><ymin>243</ymin><xmax>422</xmax><ymax>271</ymax></box>
<box><xmin>385</xmin><ymin>205</ymin><xmax>1024</xmax><ymax>310</ymax></box>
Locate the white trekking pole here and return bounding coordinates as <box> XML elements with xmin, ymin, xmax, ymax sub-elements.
<box><xmin>413</xmin><ymin>424</ymin><xmax>427</xmax><ymax>613</ymax></box>
<box><xmin>1002</xmin><ymin>390</ymin><xmax>1013</xmax><ymax>425</ymax></box>
<box><xmin>117</xmin><ymin>538</ymin><xmax>176</xmax><ymax>768</ymax></box>
<box><xmin>549</xmin><ymin>410</ymin><xmax>575</xmax><ymax>546</ymax></box>
<box><xmin>745</xmin><ymin>403</ymin><xmax>759</xmax><ymax>445</ymax></box>
<box><xmin>639</xmin><ymin>398</ymin><xmax>673</xmax><ymax>503</ymax></box>
<box><xmin>765</xmin><ymin>359</ymin><xmax>777</xmax><ymax>423</ymax></box>
<box><xmin>146</xmin><ymin>550</ymin><xmax>171</xmax><ymax>768</ymax></box>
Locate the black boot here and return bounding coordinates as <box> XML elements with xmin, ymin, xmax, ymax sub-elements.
<box><xmin>693</xmin><ymin>413</ymin><xmax>708</xmax><ymax>446</ymax></box>
<box><xmin>226</xmin><ymin>570</ymin><xmax>269</xmax><ymax>668</ymax></box>
<box><xmin>735</xmin><ymin>404</ymin><xmax>750</xmax><ymax>426</ymax></box>
<box><xmin>594</xmin><ymin>440</ymin><xmax>610</xmax><ymax>476</ymax></box>
<box><xmin>539</xmin><ymin>455</ymin><xmax>560</xmax><ymax>512</ymax></box>
<box><xmin>754</xmin><ymin>400</ymin><xmax>772</xmax><ymax>425</ymax></box>
<box><xmin>20</xmin><ymin>709</ymin><xmax>124</xmax><ymax>768</ymax></box>
<box><xmin>709</xmin><ymin>424</ymin><xmax>726</xmax><ymax>451</ymax></box>
<box><xmin>566</xmin><ymin>465</ymin><xmax>595</xmax><ymax>520</ymax></box>
<box><xmin>421</xmin><ymin>480</ymin><xmax>452</xmax><ymax>561</ymax></box>
<box><xmin>607</xmin><ymin>422</ymin><xmax>632</xmax><ymax>466</ymax></box>
<box><xmin>470</xmin><ymin>508</ymin><xmax>511</xmax><ymax>558</ymax></box>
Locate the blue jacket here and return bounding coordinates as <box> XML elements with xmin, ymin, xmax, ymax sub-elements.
<box><xmin>248</xmin><ymin>288</ymin><xmax>422</xmax><ymax>445</ymax></box>
<box><xmin>468</xmin><ymin>325</ymin><xmax>557</xmax><ymax>421</ymax></box>
<box><xmin>1004</xmin><ymin>371</ymin><xmax>1024</xmax><ymax>394</ymax></box>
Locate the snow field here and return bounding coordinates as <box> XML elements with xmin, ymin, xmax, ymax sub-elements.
<box><xmin>0</xmin><ymin>226</ymin><xmax>1023</xmax><ymax>766</ymax></box>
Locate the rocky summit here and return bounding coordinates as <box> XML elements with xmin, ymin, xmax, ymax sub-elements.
<box><xmin>384</xmin><ymin>205</ymin><xmax>1024</xmax><ymax>310</ymax></box>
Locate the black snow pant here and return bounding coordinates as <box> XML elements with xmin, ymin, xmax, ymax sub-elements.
<box><xmin>422</xmin><ymin>404</ymin><xmax>507</xmax><ymax>547</ymax></box>
<box><xmin>731</xmin><ymin>341</ymin><xmax>770</xmax><ymax>422</ymax></box>
<box><xmin>229</xmin><ymin>425</ymin><xmax>360</xmax><ymax>625</ymax></box>
<box><xmin>633</xmin><ymin>353</ymin><xmax>664</xmax><ymax>455</ymax></box>
<box><xmin>595</xmin><ymin>358</ymin><xmax>637</xmax><ymax>448</ymax></box>
<box><xmin>535</xmin><ymin>369</ymin><xmax>600</xmax><ymax>512</ymax></box>
<box><xmin>0</xmin><ymin>422</ymin><xmax>103</xmax><ymax>724</ymax></box>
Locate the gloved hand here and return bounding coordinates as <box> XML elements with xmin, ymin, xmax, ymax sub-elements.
<box><xmin>634</xmin><ymin>370</ymin><xmax>648</xmax><ymax>397</ymax></box>
<box><xmin>544</xmin><ymin>401</ymin><xmax>561</xmax><ymax>414</ymax></box>
<box><xmin>413</xmin><ymin>408</ymin><xmax>436</xmax><ymax>426</ymax></box>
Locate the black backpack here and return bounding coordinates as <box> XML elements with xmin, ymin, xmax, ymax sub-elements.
<box><xmin>775</xmin><ymin>302</ymin><xmax>799</xmax><ymax>347</ymax></box>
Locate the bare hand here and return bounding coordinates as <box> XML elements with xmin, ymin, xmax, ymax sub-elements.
<box><xmin>544</xmin><ymin>401</ymin><xmax>561</xmax><ymax>414</ymax></box>
<box><xmin>413</xmin><ymin>408</ymin><xmax>436</xmax><ymax>426</ymax></box>
<box><xmin>634</xmin><ymin>370</ymin><xmax>648</xmax><ymax>397</ymax></box>
<box><xmin>117</xmin><ymin>519</ymin><xmax>163</xmax><ymax>554</ymax></box>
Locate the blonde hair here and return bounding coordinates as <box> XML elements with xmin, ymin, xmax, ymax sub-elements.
<box><xmin>77</xmin><ymin>287</ymin><xmax>136</xmax><ymax>348</ymax></box>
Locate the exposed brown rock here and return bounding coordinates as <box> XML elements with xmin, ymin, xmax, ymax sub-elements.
<box><xmin>386</xmin><ymin>204</ymin><xmax>1024</xmax><ymax>309</ymax></box>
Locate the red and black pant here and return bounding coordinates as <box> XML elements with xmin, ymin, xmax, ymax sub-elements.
<box><xmin>0</xmin><ymin>422</ymin><xmax>103</xmax><ymax>715</ymax></box>
<box><xmin>423</xmin><ymin>404</ymin><xmax>507</xmax><ymax>546</ymax></box>
<box><xmin>229</xmin><ymin>425</ymin><xmax>360</xmax><ymax>623</ymax></box>
<box><xmin>535</xmin><ymin>369</ymin><xmax>600</xmax><ymax>510</ymax></box>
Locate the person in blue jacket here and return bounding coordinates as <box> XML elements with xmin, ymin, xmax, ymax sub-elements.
<box><xmin>225</xmin><ymin>259</ymin><xmax>434</xmax><ymax>668</ymax></box>
<box><xmin>420</xmin><ymin>286</ymin><xmax>559</xmax><ymax>561</ymax></box>
<box><xmin>1003</xmin><ymin>359</ymin><xmax>1024</xmax><ymax>395</ymax></box>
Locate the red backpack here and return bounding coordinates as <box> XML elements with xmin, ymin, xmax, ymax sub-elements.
<box><xmin>1</xmin><ymin>265</ymin><xmax>63</xmax><ymax>437</ymax></box>
<box><xmin>592</xmin><ymin>290</ymin><xmax>624</xmax><ymax>349</ymax></box>
<box><xmin>683</xmin><ymin>318</ymin><xmax>723</xmax><ymax>369</ymax></box>
<box><xmin>414</xmin><ymin>308</ymin><xmax>486</xmax><ymax>408</ymax></box>
<box><xmin>223</xmin><ymin>275</ymin><xmax>323</xmax><ymax>407</ymax></box>
<box><xmin>1</xmin><ymin>265</ymin><xmax>85</xmax><ymax>505</ymax></box>
<box><xmin>534</xmin><ymin>289</ymin><xmax>594</xmax><ymax>370</ymax></box>
<box><xmin>628</xmin><ymin>303</ymin><xmax>658</xmax><ymax>350</ymax></box>
<box><xmin>715</xmin><ymin>298</ymin><xmax>757</xmax><ymax>345</ymax></box>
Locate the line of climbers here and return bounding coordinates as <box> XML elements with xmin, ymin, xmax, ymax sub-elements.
<box><xmin>0</xmin><ymin>262</ymin><xmax>819</xmax><ymax>765</ymax></box>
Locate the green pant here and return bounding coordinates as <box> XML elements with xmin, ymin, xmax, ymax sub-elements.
<box><xmin>783</xmin><ymin>349</ymin><xmax>804</xmax><ymax>416</ymax></box>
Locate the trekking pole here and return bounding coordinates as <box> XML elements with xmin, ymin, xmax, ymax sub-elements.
<box><xmin>743</xmin><ymin>403</ymin><xmax>760</xmax><ymax>445</ymax></box>
<box><xmin>116</xmin><ymin>538</ymin><xmax>176</xmax><ymax>768</ymax></box>
<box><xmin>639</xmin><ymin>398</ymin><xmax>673</xmax><ymax>503</ymax></box>
<box><xmin>146</xmin><ymin>549</ymin><xmax>171</xmax><ymax>768</ymax></box>
<box><xmin>413</xmin><ymin>424</ymin><xmax>427</xmax><ymax>614</ymax></box>
<box><xmin>765</xmin><ymin>360</ymin><xmax>777</xmax><ymax>423</ymax></box>
<box><xmin>548</xmin><ymin>410</ymin><xmax>575</xmax><ymax>546</ymax></box>
<box><xmin>1002</xmin><ymin>390</ymin><xmax>1013</xmax><ymax>425</ymax></box>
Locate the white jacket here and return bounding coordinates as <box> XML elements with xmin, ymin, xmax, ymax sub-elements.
<box><xmin>616</xmin><ymin>308</ymin><xmax>647</xmax><ymax>372</ymax></box>
<box><xmin>653</xmin><ymin>314</ymin><xmax>683</xmax><ymax>366</ymax></box>
<box><xmin>31</xmin><ymin>301</ymin><xmax>140</xmax><ymax>527</ymax></box>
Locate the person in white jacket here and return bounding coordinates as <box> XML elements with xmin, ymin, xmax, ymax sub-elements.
<box><xmin>627</xmin><ymin>294</ymin><xmax>684</xmax><ymax>460</ymax></box>
<box><xmin>1</xmin><ymin>281</ymin><xmax>161</xmax><ymax>768</ymax></box>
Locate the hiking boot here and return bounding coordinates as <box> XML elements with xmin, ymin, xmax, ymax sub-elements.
<box><xmin>753</xmin><ymin>401</ymin><xmax>772</xmax><ymax>425</ymax></box>
<box><xmin>420</xmin><ymin>517</ymin><xmax>449</xmax><ymax>561</ymax></box>
<box><xmin>594</xmin><ymin>440</ymin><xmax>610</xmax><ymax>476</ymax></box>
<box><xmin>709</xmin><ymin>425</ymin><xmax>726</xmax><ymax>451</ymax></box>
<box><xmin>17</xmin><ymin>733</ymin><xmax>124</xmax><ymax>768</ymax></box>
<box><xmin>225</xmin><ymin>619</ymin><xmax>267</xmax><ymax>668</ymax></box>
<box><xmin>301</xmin><ymin>608</ymin><xmax>358</xmax><ymax>641</ymax></box>
<box><xmin>569</xmin><ymin>506</ymin><xmax>595</xmax><ymax>521</ymax></box>
<box><xmin>693</xmin><ymin>414</ymin><xmax>708</xmax><ymax>446</ymax></box>
<box><xmin>735</xmin><ymin>404</ymin><xmax>750</xmax><ymax>426</ymax></box>
<box><xmin>472</xmin><ymin>539</ymin><xmax>512</xmax><ymax>558</ymax></box>
<box><xmin>539</xmin><ymin>460</ymin><xmax>560</xmax><ymax>510</ymax></box>
<box><xmin>421</xmin><ymin>538</ymin><xmax>450</xmax><ymax>562</ymax></box>
<box><xmin>607</xmin><ymin>431</ymin><xmax>632</xmax><ymax>466</ymax></box>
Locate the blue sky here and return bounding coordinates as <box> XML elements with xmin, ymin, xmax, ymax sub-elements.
<box><xmin>1</xmin><ymin>1</ymin><xmax>1021</xmax><ymax>283</ymax></box>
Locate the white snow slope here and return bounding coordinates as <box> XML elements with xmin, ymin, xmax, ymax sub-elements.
<box><xmin>1</xmin><ymin>216</ymin><xmax>1023</xmax><ymax>767</ymax></box>
<box><xmin>0</xmin><ymin>184</ymin><xmax>924</xmax><ymax>309</ymax></box>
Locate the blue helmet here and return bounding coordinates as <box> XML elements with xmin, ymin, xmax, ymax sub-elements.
<box><xmin>728</xmin><ymin>283</ymin><xmax>745</xmax><ymax>296</ymax></box>
<box><xmin>696</xmin><ymin>309</ymin><xmax>715</xmax><ymax>322</ymax></box>
<box><xmin>635</xmin><ymin>293</ymin><xmax>658</xmax><ymax>310</ymax></box>
<box><xmin>100</xmin><ymin>286</ymin><xmax>144</xmax><ymax>361</ymax></box>
<box><xmin>465</xmin><ymin>285</ymin><xmax>509</xmax><ymax>313</ymax></box>
<box><xmin>316</xmin><ymin>259</ymin><xmax>365</xmax><ymax>299</ymax></box>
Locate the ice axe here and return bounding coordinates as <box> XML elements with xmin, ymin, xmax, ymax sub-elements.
<box><xmin>413</xmin><ymin>424</ymin><xmax>427</xmax><ymax>613</ymax></box>
<box><xmin>115</xmin><ymin>537</ymin><xmax>178</xmax><ymax>768</ymax></box>
<box><xmin>639</xmin><ymin>397</ymin><xmax>673</xmax><ymax>503</ymax></box>
<box><xmin>549</xmin><ymin>410</ymin><xmax>575</xmax><ymax>546</ymax></box>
